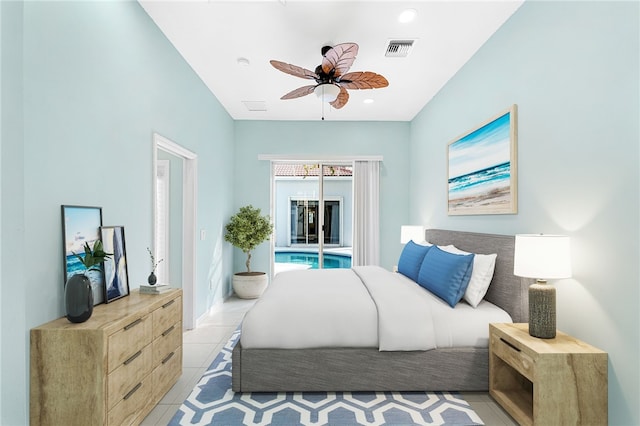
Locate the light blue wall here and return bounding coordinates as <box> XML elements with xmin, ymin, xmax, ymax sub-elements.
<box><xmin>410</xmin><ymin>2</ymin><xmax>639</xmax><ymax>424</ymax></box>
<box><xmin>233</xmin><ymin>120</ymin><xmax>411</xmax><ymax>275</ymax></box>
<box><xmin>1</xmin><ymin>2</ymin><xmax>26</xmax><ymax>422</ymax></box>
<box><xmin>1</xmin><ymin>1</ymin><xmax>235</xmax><ymax>424</ymax></box>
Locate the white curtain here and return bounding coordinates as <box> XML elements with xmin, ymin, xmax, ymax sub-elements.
<box><xmin>352</xmin><ymin>160</ymin><xmax>380</xmax><ymax>266</ymax></box>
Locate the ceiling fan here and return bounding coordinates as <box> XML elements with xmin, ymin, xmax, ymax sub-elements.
<box><xmin>270</xmin><ymin>43</ymin><xmax>389</xmax><ymax>110</ymax></box>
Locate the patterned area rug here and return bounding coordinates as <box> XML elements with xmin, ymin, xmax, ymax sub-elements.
<box><xmin>170</xmin><ymin>329</ymin><xmax>484</xmax><ymax>426</ymax></box>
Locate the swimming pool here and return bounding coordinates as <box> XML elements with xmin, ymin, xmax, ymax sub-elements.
<box><xmin>275</xmin><ymin>252</ymin><xmax>352</xmax><ymax>269</ymax></box>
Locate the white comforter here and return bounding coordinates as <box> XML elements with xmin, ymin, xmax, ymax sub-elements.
<box><xmin>240</xmin><ymin>266</ymin><xmax>511</xmax><ymax>351</ymax></box>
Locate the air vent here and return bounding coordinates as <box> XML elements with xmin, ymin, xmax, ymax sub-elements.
<box><xmin>242</xmin><ymin>101</ymin><xmax>267</xmax><ymax>112</ymax></box>
<box><xmin>385</xmin><ymin>40</ymin><xmax>415</xmax><ymax>58</ymax></box>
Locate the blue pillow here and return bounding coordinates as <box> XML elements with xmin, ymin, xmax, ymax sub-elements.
<box><xmin>397</xmin><ymin>241</ymin><xmax>431</xmax><ymax>282</ymax></box>
<box><xmin>417</xmin><ymin>245</ymin><xmax>474</xmax><ymax>307</ymax></box>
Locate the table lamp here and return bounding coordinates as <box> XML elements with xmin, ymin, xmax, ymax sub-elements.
<box><xmin>400</xmin><ymin>225</ymin><xmax>425</xmax><ymax>244</ymax></box>
<box><xmin>514</xmin><ymin>234</ymin><xmax>572</xmax><ymax>339</ymax></box>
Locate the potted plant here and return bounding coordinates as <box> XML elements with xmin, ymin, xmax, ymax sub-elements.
<box><xmin>224</xmin><ymin>205</ymin><xmax>273</xmax><ymax>298</ymax></box>
<box><xmin>66</xmin><ymin>240</ymin><xmax>112</xmax><ymax>323</ymax></box>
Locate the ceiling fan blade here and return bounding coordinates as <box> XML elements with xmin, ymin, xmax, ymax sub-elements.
<box><xmin>329</xmin><ymin>86</ymin><xmax>349</xmax><ymax>109</ymax></box>
<box><xmin>270</xmin><ymin>60</ymin><xmax>318</xmax><ymax>80</ymax></box>
<box><xmin>321</xmin><ymin>43</ymin><xmax>358</xmax><ymax>78</ymax></box>
<box><xmin>338</xmin><ymin>72</ymin><xmax>389</xmax><ymax>90</ymax></box>
<box><xmin>280</xmin><ymin>85</ymin><xmax>317</xmax><ymax>100</ymax></box>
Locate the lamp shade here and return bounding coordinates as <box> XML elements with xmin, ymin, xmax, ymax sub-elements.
<box><xmin>514</xmin><ymin>234</ymin><xmax>572</xmax><ymax>279</ymax></box>
<box><xmin>400</xmin><ymin>225</ymin><xmax>425</xmax><ymax>244</ymax></box>
<box><xmin>314</xmin><ymin>84</ymin><xmax>340</xmax><ymax>102</ymax></box>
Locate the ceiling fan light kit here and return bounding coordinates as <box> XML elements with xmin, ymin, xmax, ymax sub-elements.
<box><xmin>270</xmin><ymin>42</ymin><xmax>388</xmax><ymax>114</ymax></box>
<box><xmin>314</xmin><ymin>84</ymin><xmax>340</xmax><ymax>103</ymax></box>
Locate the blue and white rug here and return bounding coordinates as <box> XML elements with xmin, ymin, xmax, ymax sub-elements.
<box><xmin>170</xmin><ymin>329</ymin><xmax>483</xmax><ymax>425</ymax></box>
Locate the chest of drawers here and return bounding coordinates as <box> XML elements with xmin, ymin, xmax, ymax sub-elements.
<box><xmin>30</xmin><ymin>289</ymin><xmax>182</xmax><ymax>426</ymax></box>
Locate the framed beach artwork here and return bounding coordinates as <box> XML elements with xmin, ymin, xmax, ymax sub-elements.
<box><xmin>100</xmin><ymin>226</ymin><xmax>130</xmax><ymax>303</ymax></box>
<box><xmin>61</xmin><ymin>205</ymin><xmax>106</xmax><ymax>305</ymax></box>
<box><xmin>447</xmin><ymin>105</ymin><xmax>518</xmax><ymax>215</ymax></box>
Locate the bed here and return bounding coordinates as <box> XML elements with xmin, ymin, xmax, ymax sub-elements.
<box><xmin>232</xmin><ymin>229</ymin><xmax>531</xmax><ymax>392</ymax></box>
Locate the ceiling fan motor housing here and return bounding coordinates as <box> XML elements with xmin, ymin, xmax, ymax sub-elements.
<box><xmin>314</xmin><ymin>65</ymin><xmax>335</xmax><ymax>84</ymax></box>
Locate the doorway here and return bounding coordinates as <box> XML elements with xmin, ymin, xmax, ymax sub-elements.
<box><xmin>272</xmin><ymin>161</ymin><xmax>353</xmax><ymax>274</ymax></box>
<box><xmin>153</xmin><ymin>133</ymin><xmax>198</xmax><ymax>330</ymax></box>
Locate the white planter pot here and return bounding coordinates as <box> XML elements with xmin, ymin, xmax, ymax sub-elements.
<box><xmin>232</xmin><ymin>272</ymin><xmax>268</xmax><ymax>299</ymax></box>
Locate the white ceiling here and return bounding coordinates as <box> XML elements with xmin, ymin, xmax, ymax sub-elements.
<box><xmin>138</xmin><ymin>0</ymin><xmax>523</xmax><ymax>122</ymax></box>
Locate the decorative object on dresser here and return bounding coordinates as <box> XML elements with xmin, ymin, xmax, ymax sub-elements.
<box><xmin>489</xmin><ymin>323</ymin><xmax>607</xmax><ymax>426</ymax></box>
<box><xmin>146</xmin><ymin>246</ymin><xmax>164</xmax><ymax>285</ymax></box>
<box><xmin>224</xmin><ymin>205</ymin><xmax>274</xmax><ymax>299</ymax></box>
<box><xmin>64</xmin><ymin>239</ymin><xmax>112</xmax><ymax>323</ymax></box>
<box><xmin>30</xmin><ymin>289</ymin><xmax>183</xmax><ymax>426</ymax></box>
<box><xmin>447</xmin><ymin>104</ymin><xmax>518</xmax><ymax>216</ymax></box>
<box><xmin>100</xmin><ymin>226</ymin><xmax>130</xmax><ymax>303</ymax></box>
<box><xmin>61</xmin><ymin>205</ymin><xmax>107</xmax><ymax>306</ymax></box>
<box><xmin>513</xmin><ymin>234</ymin><xmax>572</xmax><ymax>338</ymax></box>
<box><xmin>140</xmin><ymin>283</ymin><xmax>172</xmax><ymax>294</ymax></box>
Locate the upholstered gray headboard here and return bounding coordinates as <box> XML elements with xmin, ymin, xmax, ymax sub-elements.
<box><xmin>425</xmin><ymin>229</ymin><xmax>530</xmax><ymax>323</ymax></box>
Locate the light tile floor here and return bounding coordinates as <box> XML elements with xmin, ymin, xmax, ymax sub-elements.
<box><xmin>141</xmin><ymin>296</ymin><xmax>517</xmax><ymax>425</ymax></box>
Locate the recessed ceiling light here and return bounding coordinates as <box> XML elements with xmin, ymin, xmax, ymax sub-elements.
<box><xmin>363</xmin><ymin>99</ymin><xmax>374</xmax><ymax>104</ymax></box>
<box><xmin>237</xmin><ymin>57</ymin><xmax>250</xmax><ymax>67</ymax></box>
<box><xmin>398</xmin><ymin>8</ymin><xmax>417</xmax><ymax>24</ymax></box>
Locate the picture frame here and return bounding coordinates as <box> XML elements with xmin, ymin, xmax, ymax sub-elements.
<box><xmin>61</xmin><ymin>205</ymin><xmax>106</xmax><ymax>305</ymax></box>
<box><xmin>447</xmin><ymin>105</ymin><xmax>518</xmax><ymax>215</ymax></box>
<box><xmin>100</xmin><ymin>226</ymin><xmax>130</xmax><ymax>303</ymax></box>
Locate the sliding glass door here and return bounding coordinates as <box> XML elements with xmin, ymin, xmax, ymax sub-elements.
<box><xmin>273</xmin><ymin>162</ymin><xmax>352</xmax><ymax>273</ymax></box>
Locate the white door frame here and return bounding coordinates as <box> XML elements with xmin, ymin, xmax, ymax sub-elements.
<box><xmin>153</xmin><ymin>133</ymin><xmax>197</xmax><ymax>330</ymax></box>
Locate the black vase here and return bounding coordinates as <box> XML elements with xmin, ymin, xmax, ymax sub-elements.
<box><xmin>148</xmin><ymin>272</ymin><xmax>157</xmax><ymax>285</ymax></box>
<box><xmin>65</xmin><ymin>274</ymin><xmax>93</xmax><ymax>323</ymax></box>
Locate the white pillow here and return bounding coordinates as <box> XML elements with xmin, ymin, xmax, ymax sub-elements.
<box><xmin>439</xmin><ymin>245</ymin><xmax>497</xmax><ymax>308</ymax></box>
<box><xmin>416</xmin><ymin>241</ymin><xmax>456</xmax><ymax>252</ymax></box>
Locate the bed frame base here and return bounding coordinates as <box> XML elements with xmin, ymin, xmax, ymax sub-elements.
<box><xmin>232</xmin><ymin>343</ymin><xmax>488</xmax><ymax>392</ymax></box>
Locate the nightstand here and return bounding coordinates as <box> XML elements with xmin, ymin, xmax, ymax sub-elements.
<box><xmin>489</xmin><ymin>323</ymin><xmax>607</xmax><ymax>426</ymax></box>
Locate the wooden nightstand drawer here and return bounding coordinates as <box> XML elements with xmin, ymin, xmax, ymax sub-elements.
<box><xmin>490</xmin><ymin>333</ymin><xmax>534</xmax><ymax>381</ymax></box>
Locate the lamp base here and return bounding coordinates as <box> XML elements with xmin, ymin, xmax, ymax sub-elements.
<box><xmin>528</xmin><ymin>281</ymin><xmax>556</xmax><ymax>339</ymax></box>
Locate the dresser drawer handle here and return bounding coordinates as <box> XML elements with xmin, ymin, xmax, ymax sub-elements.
<box><xmin>123</xmin><ymin>350</ymin><xmax>142</xmax><ymax>366</ymax></box>
<box><xmin>162</xmin><ymin>325</ymin><xmax>176</xmax><ymax>337</ymax></box>
<box><xmin>123</xmin><ymin>382</ymin><xmax>142</xmax><ymax>400</ymax></box>
<box><xmin>162</xmin><ymin>299</ymin><xmax>175</xmax><ymax>309</ymax></box>
<box><xmin>500</xmin><ymin>337</ymin><xmax>521</xmax><ymax>352</ymax></box>
<box><xmin>162</xmin><ymin>351</ymin><xmax>175</xmax><ymax>364</ymax></box>
<box><xmin>124</xmin><ymin>318</ymin><xmax>143</xmax><ymax>330</ymax></box>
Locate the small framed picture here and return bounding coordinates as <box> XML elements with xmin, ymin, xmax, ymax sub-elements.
<box><xmin>61</xmin><ymin>205</ymin><xmax>105</xmax><ymax>305</ymax></box>
<box><xmin>100</xmin><ymin>226</ymin><xmax>130</xmax><ymax>303</ymax></box>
